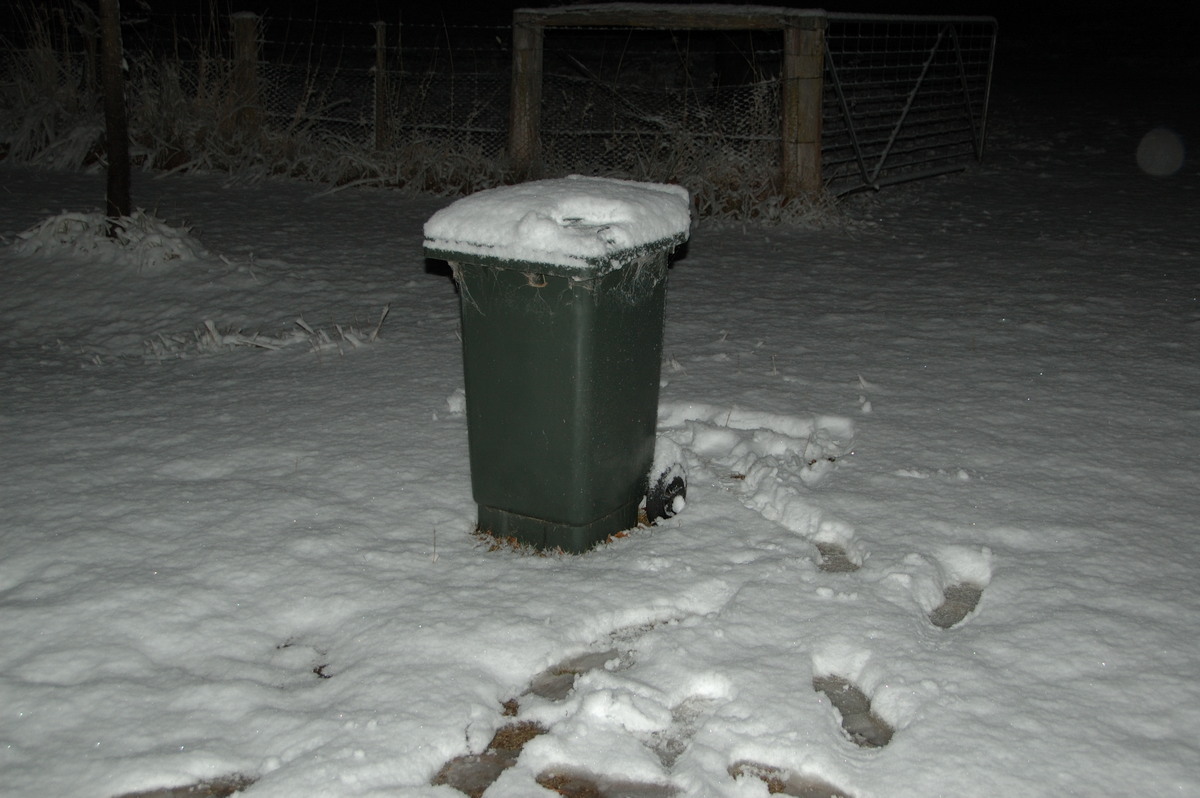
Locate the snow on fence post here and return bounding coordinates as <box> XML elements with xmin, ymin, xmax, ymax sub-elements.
<box><xmin>781</xmin><ymin>15</ymin><xmax>826</xmax><ymax>200</ymax></box>
<box><xmin>373</xmin><ymin>21</ymin><xmax>388</xmax><ymax>151</ymax></box>
<box><xmin>508</xmin><ymin>17</ymin><xmax>544</xmax><ymax>180</ymax></box>
<box><xmin>230</xmin><ymin>12</ymin><xmax>261</xmax><ymax>137</ymax></box>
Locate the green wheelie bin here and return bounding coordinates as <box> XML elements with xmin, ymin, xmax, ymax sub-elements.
<box><xmin>424</xmin><ymin>176</ymin><xmax>691</xmax><ymax>552</ymax></box>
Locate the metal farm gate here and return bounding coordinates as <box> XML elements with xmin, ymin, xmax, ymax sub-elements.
<box><xmin>822</xmin><ymin>13</ymin><xmax>997</xmax><ymax>194</ymax></box>
<box><xmin>511</xmin><ymin>6</ymin><xmax>998</xmax><ymax>201</ymax></box>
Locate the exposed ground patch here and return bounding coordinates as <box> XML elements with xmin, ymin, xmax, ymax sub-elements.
<box><xmin>815</xmin><ymin>542</ymin><xmax>860</xmax><ymax>573</ymax></box>
<box><xmin>526</xmin><ymin>649</ymin><xmax>625</xmax><ymax>701</ymax></box>
<box><xmin>431</xmin><ymin>721</ymin><xmax>547</xmax><ymax>797</ymax></box>
<box><xmin>537</xmin><ymin>769</ymin><xmax>677</xmax><ymax>797</ymax></box>
<box><xmin>812</xmin><ymin>675</ymin><xmax>894</xmax><ymax>748</ymax></box>
<box><xmin>646</xmin><ymin>695</ymin><xmax>718</xmax><ymax>769</ymax></box>
<box><xmin>729</xmin><ymin>762</ymin><xmax>852</xmax><ymax>797</ymax></box>
<box><xmin>113</xmin><ymin>774</ymin><xmax>256</xmax><ymax>798</ymax></box>
<box><xmin>433</xmin><ymin>645</ymin><xmax>632</xmax><ymax>794</ymax></box>
<box><xmin>929</xmin><ymin>582</ymin><xmax>983</xmax><ymax>629</ymax></box>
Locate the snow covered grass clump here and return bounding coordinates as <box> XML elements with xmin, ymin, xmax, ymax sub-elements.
<box><xmin>11</xmin><ymin>210</ymin><xmax>209</xmax><ymax>271</ymax></box>
<box><xmin>144</xmin><ymin>310</ymin><xmax>391</xmax><ymax>361</ymax></box>
<box><xmin>0</xmin><ymin>182</ymin><xmax>395</xmax><ymax>367</ymax></box>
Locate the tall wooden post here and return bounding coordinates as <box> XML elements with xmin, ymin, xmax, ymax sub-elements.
<box><xmin>373</xmin><ymin>21</ymin><xmax>388</xmax><ymax>151</ymax></box>
<box><xmin>781</xmin><ymin>15</ymin><xmax>826</xmax><ymax>200</ymax></box>
<box><xmin>99</xmin><ymin>0</ymin><xmax>130</xmax><ymax>223</ymax></box>
<box><xmin>508</xmin><ymin>16</ymin><xmax>543</xmax><ymax>180</ymax></box>
<box><xmin>230</xmin><ymin>12</ymin><xmax>261</xmax><ymax>135</ymax></box>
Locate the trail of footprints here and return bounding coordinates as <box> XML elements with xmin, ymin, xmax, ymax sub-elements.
<box><xmin>431</xmin><ymin>422</ymin><xmax>991</xmax><ymax>795</ymax></box>
<box><xmin>432</xmin><ymin>571</ymin><xmax>984</xmax><ymax>797</ymax></box>
<box><xmin>106</xmin><ymin>583</ymin><xmax>983</xmax><ymax>796</ymax></box>
<box><xmin>814</xmin><ymin>541</ymin><xmax>983</xmax><ymax>628</ymax></box>
<box><xmin>432</xmin><ymin>641</ymin><xmax>681</xmax><ymax>798</ymax></box>
<box><xmin>107</xmin><ymin>573</ymin><xmax>983</xmax><ymax>797</ymax></box>
<box><xmin>429</xmin><ymin>645</ymin><xmax>882</xmax><ymax>797</ymax></box>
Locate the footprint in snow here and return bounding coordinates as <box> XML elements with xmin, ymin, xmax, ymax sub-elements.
<box><xmin>537</xmin><ymin>769</ymin><xmax>677</xmax><ymax>797</ymax></box>
<box><xmin>431</xmin><ymin>649</ymin><xmax>606</xmax><ymax>797</ymax></box>
<box><xmin>729</xmin><ymin>761</ymin><xmax>854</xmax><ymax>798</ymax></box>
<box><xmin>923</xmin><ymin>546</ymin><xmax>991</xmax><ymax>628</ymax></box>
<box><xmin>815</xmin><ymin>541</ymin><xmax>860</xmax><ymax>573</ymax></box>
<box><xmin>431</xmin><ymin>721</ymin><xmax>546</xmax><ymax>798</ymax></box>
<box><xmin>646</xmin><ymin>695</ymin><xmax>721</xmax><ymax>769</ymax></box>
<box><xmin>928</xmin><ymin>582</ymin><xmax>984</xmax><ymax>629</ymax></box>
<box><xmin>525</xmin><ymin>648</ymin><xmax>629</xmax><ymax>701</ymax></box>
<box><xmin>532</xmin><ymin>696</ymin><xmax>717</xmax><ymax>796</ymax></box>
<box><xmin>433</xmin><ymin>624</ymin><xmax>667</xmax><ymax>796</ymax></box>
<box><xmin>812</xmin><ymin>675</ymin><xmax>894</xmax><ymax>749</ymax></box>
<box><xmin>110</xmin><ymin>775</ymin><xmax>256</xmax><ymax>798</ymax></box>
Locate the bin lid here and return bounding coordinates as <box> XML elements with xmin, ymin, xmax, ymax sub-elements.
<box><xmin>423</xmin><ymin>176</ymin><xmax>691</xmax><ymax>278</ymax></box>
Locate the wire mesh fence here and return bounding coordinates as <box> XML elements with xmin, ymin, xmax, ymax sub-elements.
<box><xmin>252</xmin><ymin>19</ymin><xmax>513</xmax><ymax>160</ymax></box>
<box><xmin>383</xmin><ymin>61</ymin><xmax>509</xmax><ymax>162</ymax></box>
<box><xmin>528</xmin><ymin>14</ymin><xmax>995</xmax><ymax>198</ymax></box>
<box><xmin>536</xmin><ymin>27</ymin><xmax>785</xmax><ymax>180</ymax></box>
<box><xmin>1</xmin><ymin>4</ymin><xmax>996</xmax><ymax>216</ymax></box>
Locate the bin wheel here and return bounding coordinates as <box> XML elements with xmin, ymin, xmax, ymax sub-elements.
<box><xmin>646</xmin><ymin>463</ymin><xmax>687</xmax><ymax>523</ymax></box>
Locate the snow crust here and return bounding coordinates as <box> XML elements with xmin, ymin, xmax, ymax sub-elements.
<box><xmin>423</xmin><ymin>175</ymin><xmax>691</xmax><ymax>273</ymax></box>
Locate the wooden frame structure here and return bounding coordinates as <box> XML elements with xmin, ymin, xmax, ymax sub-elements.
<box><xmin>509</xmin><ymin>4</ymin><xmax>827</xmax><ymax>199</ymax></box>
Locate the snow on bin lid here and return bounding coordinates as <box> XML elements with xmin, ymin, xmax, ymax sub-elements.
<box><xmin>423</xmin><ymin>176</ymin><xmax>691</xmax><ymax>275</ymax></box>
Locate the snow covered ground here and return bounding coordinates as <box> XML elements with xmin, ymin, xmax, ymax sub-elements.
<box><xmin>2</xmin><ymin>70</ymin><xmax>1198</xmax><ymax>798</ymax></box>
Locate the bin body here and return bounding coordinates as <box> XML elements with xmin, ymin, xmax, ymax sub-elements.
<box><xmin>455</xmin><ymin>253</ymin><xmax>668</xmax><ymax>551</ymax></box>
<box><xmin>423</xmin><ymin>176</ymin><xmax>690</xmax><ymax>553</ymax></box>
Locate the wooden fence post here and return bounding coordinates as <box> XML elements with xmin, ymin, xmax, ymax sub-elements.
<box><xmin>99</xmin><ymin>0</ymin><xmax>130</xmax><ymax>223</ymax></box>
<box><xmin>508</xmin><ymin>15</ymin><xmax>543</xmax><ymax>180</ymax></box>
<box><xmin>230</xmin><ymin>12</ymin><xmax>261</xmax><ymax>135</ymax></box>
<box><xmin>373</xmin><ymin>21</ymin><xmax>388</xmax><ymax>150</ymax></box>
<box><xmin>781</xmin><ymin>14</ymin><xmax>826</xmax><ymax>200</ymax></box>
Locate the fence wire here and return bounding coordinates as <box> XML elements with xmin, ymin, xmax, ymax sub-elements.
<box><xmin>530</xmin><ymin>16</ymin><xmax>996</xmax><ymax>195</ymax></box>
<box><xmin>386</xmin><ymin>69</ymin><xmax>509</xmax><ymax>160</ymax></box>
<box><xmin>823</xmin><ymin>14</ymin><xmax>996</xmax><ymax>193</ymax></box>
<box><xmin>253</xmin><ymin>21</ymin><xmax>512</xmax><ymax>159</ymax></box>
<box><xmin>3</xmin><ymin>8</ymin><xmax>996</xmax><ymax>208</ymax></box>
<box><xmin>536</xmin><ymin>28</ymin><xmax>783</xmax><ymax>186</ymax></box>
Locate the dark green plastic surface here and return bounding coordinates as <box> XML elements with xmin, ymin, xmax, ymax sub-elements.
<box><xmin>448</xmin><ymin>250</ymin><xmax>670</xmax><ymax>553</ymax></box>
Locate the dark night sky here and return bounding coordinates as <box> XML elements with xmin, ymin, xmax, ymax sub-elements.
<box><xmin>7</xmin><ymin>1</ymin><xmax>1196</xmax><ymax>46</ymax></box>
<box><xmin>216</xmin><ymin>2</ymin><xmax>1193</xmax><ymax>71</ymax></box>
<box><xmin>4</xmin><ymin>0</ymin><xmax>1196</xmax><ymax>82</ymax></box>
<box><xmin>107</xmin><ymin>0</ymin><xmax>1196</xmax><ymax>35</ymax></box>
<box><xmin>194</xmin><ymin>0</ymin><xmax>1198</xmax><ymax>74</ymax></box>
